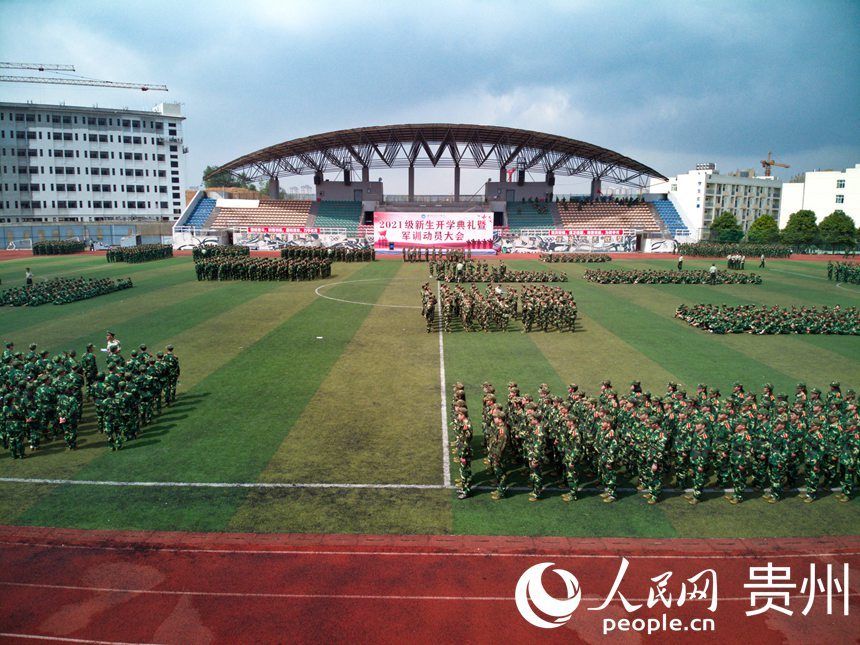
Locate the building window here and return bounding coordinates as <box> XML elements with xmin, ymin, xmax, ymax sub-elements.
<box><xmin>837</xmin><ymin>179</ymin><xmax>845</xmax><ymax>189</ymax></box>
<box><xmin>836</xmin><ymin>194</ymin><xmax>844</xmax><ymax>204</ymax></box>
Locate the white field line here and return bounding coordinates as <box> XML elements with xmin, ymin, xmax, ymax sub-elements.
<box><xmin>0</xmin><ymin>477</ymin><xmax>446</xmax><ymax>490</ymax></box>
<box><xmin>0</xmin><ymin>476</ymin><xmax>844</xmax><ymax>497</ymax></box>
<box><xmin>770</xmin><ymin>266</ymin><xmax>860</xmax><ymax>292</ymax></box>
<box><xmin>0</xmin><ymin>581</ymin><xmax>858</xmax><ymax>604</ymax></box>
<box><xmin>1</xmin><ymin>541</ymin><xmax>858</xmax><ymax>560</ymax></box>
<box><xmin>314</xmin><ymin>277</ymin><xmax>422</xmax><ymax>308</ymax></box>
<box><xmin>437</xmin><ymin>280</ymin><xmax>452</xmax><ymax>487</ymax></box>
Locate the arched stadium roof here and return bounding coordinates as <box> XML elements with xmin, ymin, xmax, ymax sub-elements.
<box><xmin>208</xmin><ymin>124</ymin><xmax>666</xmax><ymax>188</ymax></box>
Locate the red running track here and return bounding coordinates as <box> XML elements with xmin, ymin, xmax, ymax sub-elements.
<box><xmin>0</xmin><ymin>526</ymin><xmax>857</xmax><ymax>644</ymax></box>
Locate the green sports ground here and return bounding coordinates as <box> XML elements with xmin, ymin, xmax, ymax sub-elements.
<box><xmin>0</xmin><ymin>253</ymin><xmax>857</xmax><ymax>538</ymax></box>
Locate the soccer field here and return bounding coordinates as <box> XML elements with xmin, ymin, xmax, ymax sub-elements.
<box><xmin>0</xmin><ymin>253</ymin><xmax>858</xmax><ymax>538</ymax></box>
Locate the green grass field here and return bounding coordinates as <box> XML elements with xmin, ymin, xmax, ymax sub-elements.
<box><xmin>0</xmin><ymin>253</ymin><xmax>858</xmax><ymax>537</ymax></box>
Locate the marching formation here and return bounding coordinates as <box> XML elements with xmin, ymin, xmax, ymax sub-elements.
<box><xmin>194</xmin><ymin>256</ymin><xmax>332</xmax><ymax>281</ymax></box>
<box><xmin>430</xmin><ymin>260</ymin><xmax>568</xmax><ymax>283</ymax></box>
<box><xmin>106</xmin><ymin>244</ymin><xmax>173</xmax><ymax>263</ymax></box>
<box><xmin>451</xmin><ymin>380</ymin><xmax>859</xmax><ymax>504</ymax></box>
<box><xmin>403</xmin><ymin>247</ymin><xmax>471</xmax><ymax>262</ymax></box>
<box><xmin>32</xmin><ymin>240</ymin><xmax>86</xmax><ymax>255</ymax></box>
<box><xmin>281</xmin><ymin>246</ymin><xmax>375</xmax><ymax>262</ymax></box>
<box><xmin>540</xmin><ymin>253</ymin><xmax>611</xmax><ymax>263</ymax></box>
<box><xmin>676</xmin><ymin>304</ymin><xmax>860</xmax><ymax>335</ymax></box>
<box><xmin>1</xmin><ymin>339</ymin><xmax>180</xmax><ymax>457</ymax></box>
<box><xmin>191</xmin><ymin>244</ymin><xmax>250</xmax><ymax>261</ymax></box>
<box><xmin>1</xmin><ymin>276</ymin><xmax>133</xmax><ymax>307</ymax></box>
<box><xmin>421</xmin><ymin>283</ymin><xmax>577</xmax><ymax>333</ymax></box>
<box><xmin>676</xmin><ymin>242</ymin><xmax>791</xmax><ymax>258</ymax></box>
<box><xmin>828</xmin><ymin>261</ymin><xmax>860</xmax><ymax>284</ymax></box>
<box><xmin>584</xmin><ymin>268</ymin><xmax>763</xmax><ymax>285</ymax></box>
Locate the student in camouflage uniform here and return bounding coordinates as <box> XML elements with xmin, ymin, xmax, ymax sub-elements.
<box><xmin>164</xmin><ymin>345</ymin><xmax>180</xmax><ymax>405</ymax></box>
<box><xmin>451</xmin><ymin>383</ymin><xmax>472</xmax><ymax>499</ymax></box>
<box><xmin>431</xmin><ymin>260</ymin><xmax>567</xmax><ymax>283</ymax></box>
<box><xmin>541</xmin><ymin>253</ymin><xmax>611</xmax><ymax>263</ymax></box>
<box><xmin>764</xmin><ymin>418</ymin><xmax>791</xmax><ymax>502</ymax></box>
<box><xmin>584</xmin><ymin>268</ymin><xmax>762</xmax><ymax>285</ymax></box>
<box><xmin>1</xmin><ymin>277</ymin><xmax>133</xmax><ymax>307</ymax></box>
<box><xmin>836</xmin><ymin>418</ymin><xmax>859</xmax><ymax>501</ymax></box>
<box><xmin>429</xmin><ymin>284</ymin><xmax>576</xmax><ymax>333</ymax></box>
<box><xmin>487</xmin><ymin>412</ymin><xmax>510</xmax><ymax>500</ymax></box>
<box><xmin>194</xmin><ymin>256</ymin><xmax>332</xmax><ymax>281</ymax></box>
<box><xmin>1</xmin><ymin>339</ymin><xmax>179</xmax><ymax>459</ymax></box>
<box><xmin>107</xmin><ymin>244</ymin><xmax>173</xmax><ymax>263</ymax></box>
<box><xmin>832</xmin><ymin>261</ymin><xmax>860</xmax><ymax>284</ymax></box>
<box><xmin>801</xmin><ymin>421</ymin><xmax>826</xmax><ymax>502</ymax></box>
<box><xmin>452</xmin><ymin>379</ymin><xmax>857</xmax><ymax>506</ymax></box>
<box><xmin>685</xmin><ymin>420</ymin><xmax>711</xmax><ymax>505</ymax></box>
<box><xmin>676</xmin><ymin>304</ymin><xmax>859</xmax><ymax>335</ymax></box>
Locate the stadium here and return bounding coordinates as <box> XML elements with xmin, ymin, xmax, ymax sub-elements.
<box><xmin>1</xmin><ymin>3</ymin><xmax>859</xmax><ymax>643</ymax></box>
<box><xmin>174</xmin><ymin>123</ymin><xmax>682</xmax><ymax>254</ymax></box>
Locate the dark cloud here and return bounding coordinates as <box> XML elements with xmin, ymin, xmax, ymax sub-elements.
<box><xmin>1</xmin><ymin>0</ymin><xmax>856</xmax><ymax>188</ymax></box>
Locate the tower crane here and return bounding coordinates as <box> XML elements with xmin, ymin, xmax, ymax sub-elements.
<box><xmin>0</xmin><ymin>61</ymin><xmax>167</xmax><ymax>91</ymax></box>
<box><xmin>0</xmin><ymin>62</ymin><xmax>75</xmax><ymax>71</ymax></box>
<box><xmin>0</xmin><ymin>63</ymin><xmax>75</xmax><ymax>72</ymax></box>
<box><xmin>760</xmin><ymin>151</ymin><xmax>789</xmax><ymax>177</ymax></box>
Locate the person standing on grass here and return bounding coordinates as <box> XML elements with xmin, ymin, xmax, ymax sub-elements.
<box><xmin>677</xmin><ymin>255</ymin><xmax>684</xmax><ymax>271</ymax></box>
<box><xmin>709</xmin><ymin>263</ymin><xmax>717</xmax><ymax>284</ymax></box>
<box><xmin>25</xmin><ymin>268</ymin><xmax>33</xmax><ymax>288</ymax></box>
<box><xmin>759</xmin><ymin>254</ymin><xmax>766</xmax><ymax>269</ymax></box>
<box><xmin>104</xmin><ymin>331</ymin><xmax>121</xmax><ymax>354</ymax></box>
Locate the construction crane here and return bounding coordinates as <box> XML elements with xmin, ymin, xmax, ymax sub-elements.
<box><xmin>0</xmin><ymin>61</ymin><xmax>167</xmax><ymax>91</ymax></box>
<box><xmin>0</xmin><ymin>62</ymin><xmax>75</xmax><ymax>72</ymax></box>
<box><xmin>0</xmin><ymin>76</ymin><xmax>168</xmax><ymax>91</ymax></box>
<box><xmin>760</xmin><ymin>151</ymin><xmax>789</xmax><ymax>177</ymax></box>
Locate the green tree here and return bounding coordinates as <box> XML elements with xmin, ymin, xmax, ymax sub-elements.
<box><xmin>260</xmin><ymin>179</ymin><xmax>287</xmax><ymax>199</ymax></box>
<box><xmin>203</xmin><ymin>165</ymin><xmax>255</xmax><ymax>189</ymax></box>
<box><xmin>818</xmin><ymin>210</ymin><xmax>856</xmax><ymax>249</ymax></box>
<box><xmin>746</xmin><ymin>214</ymin><xmax>781</xmax><ymax>243</ymax></box>
<box><xmin>710</xmin><ymin>211</ymin><xmax>744</xmax><ymax>242</ymax></box>
<box><xmin>780</xmin><ymin>209</ymin><xmax>819</xmax><ymax>246</ymax></box>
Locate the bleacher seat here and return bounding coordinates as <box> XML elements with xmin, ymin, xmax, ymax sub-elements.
<box><xmin>556</xmin><ymin>200</ymin><xmax>662</xmax><ymax>232</ymax></box>
<box><xmin>210</xmin><ymin>200</ymin><xmax>312</xmax><ymax>229</ymax></box>
<box><xmin>652</xmin><ymin>199</ymin><xmax>690</xmax><ymax>236</ymax></box>
<box><xmin>314</xmin><ymin>201</ymin><xmax>362</xmax><ymax>234</ymax></box>
<box><xmin>506</xmin><ymin>201</ymin><xmax>556</xmax><ymax>231</ymax></box>
<box><xmin>185</xmin><ymin>198</ymin><xmax>216</xmax><ymax>228</ymax></box>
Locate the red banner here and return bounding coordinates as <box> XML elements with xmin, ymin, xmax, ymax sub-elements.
<box><xmin>373</xmin><ymin>212</ymin><xmax>494</xmax><ymax>249</ymax></box>
<box><xmin>542</xmin><ymin>229</ymin><xmax>626</xmax><ymax>235</ymax></box>
<box><xmin>246</xmin><ymin>226</ymin><xmax>320</xmax><ymax>234</ymax></box>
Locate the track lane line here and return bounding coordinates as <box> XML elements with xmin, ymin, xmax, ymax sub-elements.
<box><xmin>1</xmin><ymin>541</ymin><xmax>857</xmax><ymax>559</ymax></box>
<box><xmin>2</xmin><ymin>580</ymin><xmax>857</xmax><ymax>604</ymax></box>
<box><xmin>0</xmin><ymin>633</ymin><xmax>164</xmax><ymax>645</ymax></box>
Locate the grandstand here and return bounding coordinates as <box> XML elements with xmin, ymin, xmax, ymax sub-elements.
<box><xmin>506</xmin><ymin>201</ymin><xmax>557</xmax><ymax>230</ymax></box>
<box><xmin>557</xmin><ymin>200</ymin><xmax>662</xmax><ymax>232</ymax></box>
<box><xmin>313</xmin><ymin>201</ymin><xmax>362</xmax><ymax>233</ymax></box>
<box><xmin>652</xmin><ymin>199</ymin><xmax>690</xmax><ymax>236</ymax></box>
<box><xmin>184</xmin><ymin>198</ymin><xmax>217</xmax><ymax>229</ymax></box>
<box><xmin>188</xmin><ymin>124</ymin><xmax>676</xmax><ymax>249</ymax></box>
<box><xmin>211</xmin><ymin>200</ymin><xmax>312</xmax><ymax>229</ymax></box>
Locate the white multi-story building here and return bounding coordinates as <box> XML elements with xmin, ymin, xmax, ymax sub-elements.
<box><xmin>651</xmin><ymin>163</ymin><xmax>782</xmax><ymax>240</ymax></box>
<box><xmin>779</xmin><ymin>164</ymin><xmax>860</xmax><ymax>227</ymax></box>
<box><xmin>0</xmin><ymin>101</ymin><xmax>188</xmax><ymax>224</ymax></box>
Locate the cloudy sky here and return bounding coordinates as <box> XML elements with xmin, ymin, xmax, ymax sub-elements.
<box><xmin>1</xmin><ymin>0</ymin><xmax>858</xmax><ymax>194</ymax></box>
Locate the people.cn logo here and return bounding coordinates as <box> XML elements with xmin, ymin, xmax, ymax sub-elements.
<box><xmin>515</xmin><ymin>562</ymin><xmax>582</xmax><ymax>628</ymax></box>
